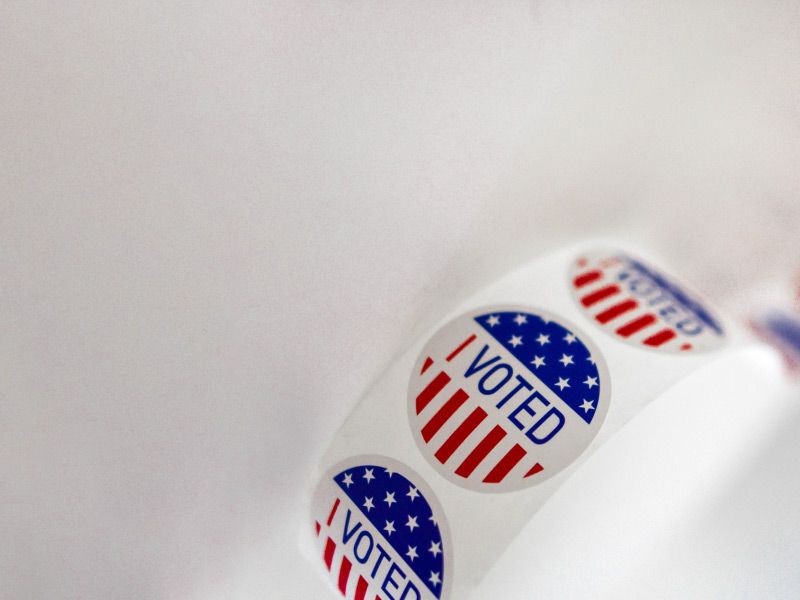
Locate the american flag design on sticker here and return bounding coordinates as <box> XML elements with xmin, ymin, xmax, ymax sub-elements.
<box><xmin>408</xmin><ymin>308</ymin><xmax>610</xmax><ymax>493</ymax></box>
<box><xmin>311</xmin><ymin>457</ymin><xmax>451</xmax><ymax>600</ymax></box>
<box><xmin>570</xmin><ymin>251</ymin><xmax>725</xmax><ymax>353</ymax></box>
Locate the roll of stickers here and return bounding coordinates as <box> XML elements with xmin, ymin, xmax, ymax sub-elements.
<box><xmin>302</xmin><ymin>241</ymin><xmax>757</xmax><ymax>600</ymax></box>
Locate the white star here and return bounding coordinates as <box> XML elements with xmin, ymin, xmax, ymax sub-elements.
<box><xmin>341</xmin><ymin>472</ymin><xmax>353</xmax><ymax>488</ymax></box>
<box><xmin>580</xmin><ymin>399</ymin><xmax>596</xmax><ymax>413</ymax></box>
<box><xmin>405</xmin><ymin>515</ymin><xmax>419</xmax><ymax>532</ymax></box>
<box><xmin>429</xmin><ymin>571</ymin><xmax>442</xmax><ymax>587</ymax></box>
<box><xmin>559</xmin><ymin>354</ymin><xmax>574</xmax><ymax>367</ymax></box>
<box><xmin>384</xmin><ymin>467</ymin><xmax>395</xmax><ymax>478</ymax></box>
<box><xmin>384</xmin><ymin>491</ymin><xmax>396</xmax><ymax>507</ymax></box>
<box><xmin>556</xmin><ymin>377</ymin><xmax>570</xmax><ymax>390</ymax></box>
<box><xmin>509</xmin><ymin>335</ymin><xmax>523</xmax><ymax>347</ymax></box>
<box><xmin>530</xmin><ymin>355</ymin><xmax>546</xmax><ymax>368</ymax></box>
<box><xmin>428</xmin><ymin>514</ymin><xmax>438</xmax><ymax>526</ymax></box>
<box><xmin>363</xmin><ymin>468</ymin><xmax>375</xmax><ymax>483</ymax></box>
<box><xmin>583</xmin><ymin>376</ymin><xmax>598</xmax><ymax>388</ymax></box>
<box><xmin>564</xmin><ymin>332</ymin><xmax>577</xmax><ymax>344</ymax></box>
<box><xmin>486</xmin><ymin>315</ymin><xmax>500</xmax><ymax>327</ymax></box>
<box><xmin>514</xmin><ymin>314</ymin><xmax>528</xmax><ymax>326</ymax></box>
<box><xmin>406</xmin><ymin>546</ymin><xmax>419</xmax><ymax>561</ymax></box>
<box><xmin>363</xmin><ymin>497</ymin><xmax>374</xmax><ymax>512</ymax></box>
<box><xmin>428</xmin><ymin>541</ymin><xmax>442</xmax><ymax>557</ymax></box>
<box><xmin>536</xmin><ymin>333</ymin><xmax>550</xmax><ymax>346</ymax></box>
<box><xmin>406</xmin><ymin>486</ymin><xmax>420</xmax><ymax>501</ymax></box>
<box><xmin>586</xmin><ymin>355</ymin><xmax>596</xmax><ymax>364</ymax></box>
<box><xmin>383</xmin><ymin>520</ymin><xmax>396</xmax><ymax>535</ymax></box>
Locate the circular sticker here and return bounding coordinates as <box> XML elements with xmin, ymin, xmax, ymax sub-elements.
<box><xmin>311</xmin><ymin>456</ymin><xmax>452</xmax><ymax>600</ymax></box>
<box><xmin>569</xmin><ymin>251</ymin><xmax>725</xmax><ymax>353</ymax></box>
<box><xmin>408</xmin><ymin>307</ymin><xmax>610</xmax><ymax>493</ymax></box>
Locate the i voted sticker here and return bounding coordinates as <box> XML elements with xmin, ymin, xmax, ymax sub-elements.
<box><xmin>569</xmin><ymin>251</ymin><xmax>725</xmax><ymax>353</ymax></box>
<box><xmin>408</xmin><ymin>307</ymin><xmax>610</xmax><ymax>493</ymax></box>
<box><xmin>311</xmin><ymin>456</ymin><xmax>452</xmax><ymax>600</ymax></box>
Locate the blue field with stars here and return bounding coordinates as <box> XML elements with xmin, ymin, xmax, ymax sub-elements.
<box><xmin>335</xmin><ymin>465</ymin><xmax>445</xmax><ymax>597</ymax></box>
<box><xmin>475</xmin><ymin>311</ymin><xmax>602</xmax><ymax>424</ymax></box>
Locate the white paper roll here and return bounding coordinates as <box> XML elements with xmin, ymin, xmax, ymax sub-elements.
<box><xmin>301</xmin><ymin>240</ymin><xmax>765</xmax><ymax>600</ymax></box>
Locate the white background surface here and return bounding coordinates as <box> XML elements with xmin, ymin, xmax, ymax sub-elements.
<box><xmin>2</xmin><ymin>2</ymin><xmax>800</xmax><ymax>599</ymax></box>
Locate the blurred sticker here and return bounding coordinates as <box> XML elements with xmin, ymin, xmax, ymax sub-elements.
<box><xmin>311</xmin><ymin>456</ymin><xmax>452</xmax><ymax>600</ymax></box>
<box><xmin>751</xmin><ymin>311</ymin><xmax>800</xmax><ymax>375</ymax></box>
<box><xmin>408</xmin><ymin>307</ymin><xmax>610</xmax><ymax>493</ymax></box>
<box><xmin>569</xmin><ymin>251</ymin><xmax>725</xmax><ymax>353</ymax></box>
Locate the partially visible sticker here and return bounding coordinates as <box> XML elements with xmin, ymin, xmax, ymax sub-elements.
<box><xmin>311</xmin><ymin>456</ymin><xmax>452</xmax><ymax>600</ymax></box>
<box><xmin>569</xmin><ymin>251</ymin><xmax>725</xmax><ymax>353</ymax></box>
<box><xmin>751</xmin><ymin>311</ymin><xmax>800</xmax><ymax>375</ymax></box>
<box><xmin>408</xmin><ymin>307</ymin><xmax>610</xmax><ymax>493</ymax></box>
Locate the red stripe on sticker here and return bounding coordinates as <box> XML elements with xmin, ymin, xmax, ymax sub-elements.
<box><xmin>483</xmin><ymin>444</ymin><xmax>527</xmax><ymax>483</ymax></box>
<box><xmin>435</xmin><ymin>407</ymin><xmax>487</xmax><ymax>464</ymax></box>
<box><xmin>323</xmin><ymin>537</ymin><xmax>336</xmax><ymax>570</ymax></box>
<box><xmin>338</xmin><ymin>556</ymin><xmax>352</xmax><ymax>595</ymax></box>
<box><xmin>446</xmin><ymin>334</ymin><xmax>477</xmax><ymax>362</ymax></box>
<box><xmin>315</xmin><ymin>521</ymin><xmax>320</xmax><ymax>536</ymax></box>
<box><xmin>421</xmin><ymin>388</ymin><xmax>469</xmax><ymax>443</ymax></box>
<box><xmin>416</xmin><ymin>371</ymin><xmax>451</xmax><ymax>414</ymax></box>
<box><xmin>643</xmin><ymin>329</ymin><xmax>677</xmax><ymax>347</ymax></box>
<box><xmin>616</xmin><ymin>314</ymin><xmax>657</xmax><ymax>337</ymax></box>
<box><xmin>573</xmin><ymin>270</ymin><xmax>603</xmax><ymax>288</ymax></box>
<box><xmin>421</xmin><ymin>356</ymin><xmax>433</xmax><ymax>375</ymax></box>
<box><xmin>595</xmin><ymin>299</ymin><xmax>638</xmax><ymax>324</ymax></box>
<box><xmin>326</xmin><ymin>498</ymin><xmax>340</xmax><ymax>527</ymax></box>
<box><xmin>524</xmin><ymin>462</ymin><xmax>544</xmax><ymax>478</ymax></box>
<box><xmin>455</xmin><ymin>425</ymin><xmax>507</xmax><ymax>478</ymax></box>
<box><xmin>581</xmin><ymin>284</ymin><xmax>620</xmax><ymax>307</ymax></box>
<box><xmin>354</xmin><ymin>576</ymin><xmax>369</xmax><ymax>600</ymax></box>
